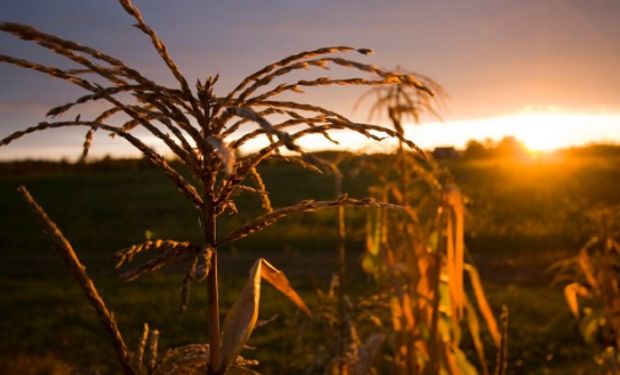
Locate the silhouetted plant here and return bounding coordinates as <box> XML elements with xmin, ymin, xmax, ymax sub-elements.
<box><xmin>551</xmin><ymin>204</ymin><xmax>620</xmax><ymax>373</ymax></box>
<box><xmin>351</xmin><ymin>73</ymin><xmax>499</xmax><ymax>374</ymax></box>
<box><xmin>0</xmin><ymin>1</ymin><xmax>439</xmax><ymax>374</ymax></box>
<box><xmin>355</xmin><ymin>67</ymin><xmax>444</xmax><ymax>199</ymax></box>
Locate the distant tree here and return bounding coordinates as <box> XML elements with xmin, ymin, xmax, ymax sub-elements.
<box><xmin>463</xmin><ymin>139</ymin><xmax>489</xmax><ymax>159</ymax></box>
<box><xmin>495</xmin><ymin>136</ymin><xmax>527</xmax><ymax>158</ymax></box>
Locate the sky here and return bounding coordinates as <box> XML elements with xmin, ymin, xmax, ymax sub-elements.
<box><xmin>0</xmin><ymin>0</ymin><xmax>619</xmax><ymax>159</ymax></box>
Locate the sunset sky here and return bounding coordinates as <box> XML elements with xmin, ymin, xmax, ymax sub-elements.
<box><xmin>1</xmin><ymin>0</ymin><xmax>619</xmax><ymax>159</ymax></box>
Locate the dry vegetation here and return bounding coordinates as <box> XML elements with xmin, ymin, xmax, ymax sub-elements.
<box><xmin>0</xmin><ymin>1</ymin><xmax>499</xmax><ymax>374</ymax></box>
<box><xmin>551</xmin><ymin>204</ymin><xmax>620</xmax><ymax>372</ymax></box>
<box><xmin>353</xmin><ymin>81</ymin><xmax>500</xmax><ymax>375</ymax></box>
<box><xmin>9</xmin><ymin>0</ymin><xmax>614</xmax><ymax>374</ymax></box>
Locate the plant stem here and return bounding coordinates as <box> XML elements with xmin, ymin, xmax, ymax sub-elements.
<box><xmin>203</xmin><ymin>177</ymin><xmax>221</xmax><ymax>375</ymax></box>
<box><xmin>335</xmin><ymin>171</ymin><xmax>346</xmax><ymax>291</ymax></box>
<box><xmin>427</xmin><ymin>205</ymin><xmax>444</xmax><ymax>375</ymax></box>
<box><xmin>495</xmin><ymin>305</ymin><xmax>509</xmax><ymax>375</ymax></box>
<box><xmin>398</xmin><ymin>140</ymin><xmax>408</xmax><ymax>203</ymax></box>
<box><xmin>336</xmin><ymin>181</ymin><xmax>347</xmax><ymax>374</ymax></box>
<box><xmin>207</xmin><ymin>248</ymin><xmax>221</xmax><ymax>374</ymax></box>
<box><xmin>337</xmin><ymin>208</ymin><xmax>346</xmax><ymax>292</ymax></box>
<box><xmin>19</xmin><ymin>186</ymin><xmax>136</xmax><ymax>375</ymax></box>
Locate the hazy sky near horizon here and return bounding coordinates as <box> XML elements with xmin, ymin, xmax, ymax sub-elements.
<box><xmin>1</xmin><ymin>0</ymin><xmax>619</xmax><ymax>159</ymax></box>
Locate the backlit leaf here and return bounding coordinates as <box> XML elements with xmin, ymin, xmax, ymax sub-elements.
<box><xmin>464</xmin><ymin>263</ymin><xmax>500</xmax><ymax>346</ymax></box>
<box><xmin>564</xmin><ymin>282</ymin><xmax>589</xmax><ymax>317</ymax></box>
<box><xmin>220</xmin><ymin>258</ymin><xmax>310</xmax><ymax>373</ymax></box>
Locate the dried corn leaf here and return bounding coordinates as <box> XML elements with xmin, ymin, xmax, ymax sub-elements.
<box><xmin>195</xmin><ymin>246</ymin><xmax>214</xmax><ymax>282</ymax></box>
<box><xmin>220</xmin><ymin>258</ymin><xmax>311</xmax><ymax>372</ymax></box>
<box><xmin>452</xmin><ymin>346</ymin><xmax>478</xmax><ymax>375</ymax></box>
<box><xmin>80</xmin><ymin>127</ymin><xmax>96</xmax><ymax>161</ymax></box>
<box><xmin>18</xmin><ymin>186</ymin><xmax>135</xmax><ymax>375</ymax></box>
<box><xmin>578</xmin><ymin>248</ymin><xmax>598</xmax><ymax>289</ymax></box>
<box><xmin>365</xmin><ymin>209</ymin><xmax>381</xmax><ymax>256</ymax></box>
<box><xmin>564</xmin><ymin>282</ymin><xmax>590</xmax><ymax>317</ymax></box>
<box><xmin>219</xmin><ymin>196</ymin><xmax>400</xmax><ymax>246</ymax></box>
<box><xmin>180</xmin><ymin>255</ymin><xmax>199</xmax><ymax>314</ymax></box>
<box><xmin>389</xmin><ymin>296</ymin><xmax>403</xmax><ymax>332</ymax></box>
<box><xmin>445</xmin><ymin>186</ymin><xmax>465</xmax><ymax>320</ymax></box>
<box><xmin>134</xmin><ymin>323</ymin><xmax>149</xmax><ymax>372</ymax></box>
<box><xmin>148</xmin><ymin>328</ymin><xmax>159</xmax><ymax>372</ymax></box>
<box><xmin>115</xmin><ymin>239</ymin><xmax>196</xmax><ymax>268</ymax></box>
<box><xmin>464</xmin><ymin>264</ymin><xmax>500</xmax><ymax>346</ymax></box>
<box><xmin>226</xmin><ymin>107</ymin><xmax>295</xmax><ymax>149</ymax></box>
<box><xmin>249</xmin><ymin>167</ymin><xmax>272</xmax><ymax>213</ymax></box>
<box><xmin>119</xmin><ymin>248</ymin><xmax>184</xmax><ymax>281</ymax></box>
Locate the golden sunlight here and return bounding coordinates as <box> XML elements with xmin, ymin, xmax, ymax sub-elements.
<box><xmin>234</xmin><ymin>111</ymin><xmax>620</xmax><ymax>156</ymax></box>
<box><xmin>500</xmin><ymin>113</ymin><xmax>603</xmax><ymax>152</ymax></box>
<box><xmin>405</xmin><ymin>111</ymin><xmax>620</xmax><ymax>153</ymax></box>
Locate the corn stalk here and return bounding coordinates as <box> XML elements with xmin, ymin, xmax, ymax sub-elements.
<box><xmin>0</xmin><ymin>1</ymin><xmax>440</xmax><ymax>373</ymax></box>
<box><xmin>354</xmin><ymin>76</ymin><xmax>498</xmax><ymax>374</ymax></box>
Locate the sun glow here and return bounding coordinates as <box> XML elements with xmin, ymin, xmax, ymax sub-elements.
<box><xmin>404</xmin><ymin>111</ymin><xmax>620</xmax><ymax>153</ymax></box>
<box><xmin>236</xmin><ymin>111</ymin><xmax>620</xmax><ymax>156</ymax></box>
<box><xmin>494</xmin><ymin>113</ymin><xmax>605</xmax><ymax>152</ymax></box>
<box><xmin>3</xmin><ymin>111</ymin><xmax>620</xmax><ymax>161</ymax></box>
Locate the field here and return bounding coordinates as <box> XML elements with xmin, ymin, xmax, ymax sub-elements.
<box><xmin>2</xmin><ymin>149</ymin><xmax>619</xmax><ymax>374</ymax></box>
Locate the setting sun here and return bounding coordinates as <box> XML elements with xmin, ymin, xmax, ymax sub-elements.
<box><xmin>403</xmin><ymin>111</ymin><xmax>620</xmax><ymax>153</ymax></box>
<box><xmin>501</xmin><ymin>113</ymin><xmax>573</xmax><ymax>151</ymax></box>
<box><xmin>495</xmin><ymin>112</ymin><xmax>619</xmax><ymax>152</ymax></box>
<box><xmin>236</xmin><ymin>111</ymin><xmax>620</xmax><ymax>156</ymax></box>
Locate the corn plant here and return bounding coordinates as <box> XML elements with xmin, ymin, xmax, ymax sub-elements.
<box><xmin>551</xmin><ymin>204</ymin><xmax>620</xmax><ymax>372</ymax></box>
<box><xmin>358</xmin><ymin>158</ymin><xmax>499</xmax><ymax>374</ymax></box>
<box><xmin>292</xmin><ymin>71</ymin><xmax>445</xmax><ymax>375</ymax></box>
<box><xmin>355</xmin><ymin>67</ymin><xmax>444</xmax><ymax>200</ymax></box>
<box><xmin>352</xmin><ymin>74</ymin><xmax>499</xmax><ymax>374</ymax></box>
<box><xmin>0</xmin><ymin>1</ymin><xmax>438</xmax><ymax>374</ymax></box>
<box><xmin>290</xmin><ymin>69</ymin><xmax>498</xmax><ymax>375</ymax></box>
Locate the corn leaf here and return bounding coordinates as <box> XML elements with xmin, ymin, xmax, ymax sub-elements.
<box><xmin>564</xmin><ymin>282</ymin><xmax>589</xmax><ymax>317</ymax></box>
<box><xmin>464</xmin><ymin>263</ymin><xmax>500</xmax><ymax>346</ymax></box>
<box><xmin>220</xmin><ymin>258</ymin><xmax>311</xmax><ymax>372</ymax></box>
<box><xmin>578</xmin><ymin>249</ymin><xmax>598</xmax><ymax>289</ymax></box>
<box><xmin>445</xmin><ymin>187</ymin><xmax>465</xmax><ymax>320</ymax></box>
<box><xmin>579</xmin><ymin>308</ymin><xmax>603</xmax><ymax>345</ymax></box>
<box><xmin>452</xmin><ymin>347</ymin><xmax>478</xmax><ymax>375</ymax></box>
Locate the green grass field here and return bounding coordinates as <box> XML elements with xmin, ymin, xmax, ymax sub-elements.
<box><xmin>2</xmin><ymin>151</ymin><xmax>619</xmax><ymax>374</ymax></box>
